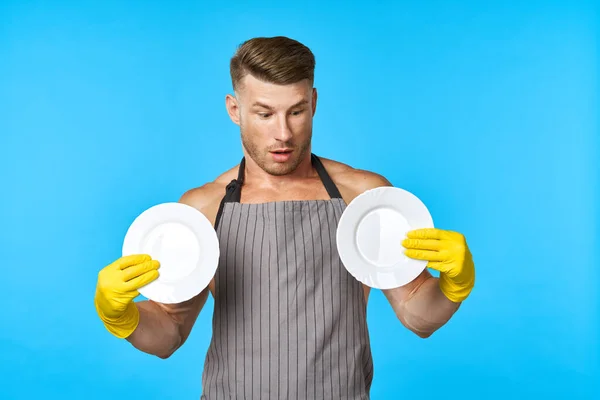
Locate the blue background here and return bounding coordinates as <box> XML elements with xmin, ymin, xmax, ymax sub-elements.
<box><xmin>1</xmin><ymin>1</ymin><xmax>598</xmax><ymax>398</ymax></box>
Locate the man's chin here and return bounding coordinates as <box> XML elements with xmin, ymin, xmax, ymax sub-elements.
<box><xmin>263</xmin><ymin>162</ymin><xmax>297</xmax><ymax>176</ymax></box>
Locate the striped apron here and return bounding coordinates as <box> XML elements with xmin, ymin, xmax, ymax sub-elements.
<box><xmin>200</xmin><ymin>154</ymin><xmax>374</xmax><ymax>399</ymax></box>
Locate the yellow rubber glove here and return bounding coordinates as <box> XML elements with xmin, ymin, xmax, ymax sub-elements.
<box><xmin>402</xmin><ymin>228</ymin><xmax>475</xmax><ymax>303</ymax></box>
<box><xmin>94</xmin><ymin>254</ymin><xmax>160</xmax><ymax>338</ymax></box>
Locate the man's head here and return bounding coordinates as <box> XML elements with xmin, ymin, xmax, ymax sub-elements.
<box><xmin>225</xmin><ymin>36</ymin><xmax>317</xmax><ymax>176</ymax></box>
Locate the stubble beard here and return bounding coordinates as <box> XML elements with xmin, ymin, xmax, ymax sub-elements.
<box><xmin>240</xmin><ymin>126</ymin><xmax>311</xmax><ymax>177</ymax></box>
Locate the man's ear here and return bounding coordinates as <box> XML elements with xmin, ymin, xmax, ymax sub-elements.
<box><xmin>225</xmin><ymin>94</ymin><xmax>240</xmax><ymax>125</ymax></box>
<box><xmin>312</xmin><ymin>87</ymin><xmax>318</xmax><ymax>117</ymax></box>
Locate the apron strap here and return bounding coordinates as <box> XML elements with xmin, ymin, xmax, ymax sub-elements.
<box><xmin>311</xmin><ymin>153</ymin><xmax>343</xmax><ymax>199</ymax></box>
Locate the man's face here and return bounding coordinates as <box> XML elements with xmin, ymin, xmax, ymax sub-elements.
<box><xmin>226</xmin><ymin>74</ymin><xmax>317</xmax><ymax>176</ymax></box>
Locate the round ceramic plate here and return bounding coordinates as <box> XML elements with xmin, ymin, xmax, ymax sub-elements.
<box><xmin>336</xmin><ymin>186</ymin><xmax>434</xmax><ymax>289</ymax></box>
<box><xmin>122</xmin><ymin>202</ymin><xmax>220</xmax><ymax>304</ymax></box>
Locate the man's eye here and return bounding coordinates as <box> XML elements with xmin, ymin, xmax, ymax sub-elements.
<box><xmin>291</xmin><ymin>110</ymin><xmax>305</xmax><ymax>116</ymax></box>
<box><xmin>258</xmin><ymin>113</ymin><xmax>272</xmax><ymax>119</ymax></box>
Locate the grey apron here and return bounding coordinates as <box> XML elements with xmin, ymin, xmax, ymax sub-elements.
<box><xmin>200</xmin><ymin>154</ymin><xmax>374</xmax><ymax>399</ymax></box>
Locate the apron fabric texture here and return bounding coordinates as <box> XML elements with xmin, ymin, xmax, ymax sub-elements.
<box><xmin>200</xmin><ymin>154</ymin><xmax>374</xmax><ymax>399</ymax></box>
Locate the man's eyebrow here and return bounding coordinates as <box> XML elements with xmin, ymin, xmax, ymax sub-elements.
<box><xmin>289</xmin><ymin>99</ymin><xmax>309</xmax><ymax>109</ymax></box>
<box><xmin>251</xmin><ymin>102</ymin><xmax>274</xmax><ymax>110</ymax></box>
<box><xmin>251</xmin><ymin>99</ymin><xmax>309</xmax><ymax>110</ymax></box>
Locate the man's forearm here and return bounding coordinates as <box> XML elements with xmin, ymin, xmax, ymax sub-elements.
<box><xmin>125</xmin><ymin>300</ymin><xmax>182</xmax><ymax>359</ymax></box>
<box><xmin>384</xmin><ymin>276</ymin><xmax>461</xmax><ymax>338</ymax></box>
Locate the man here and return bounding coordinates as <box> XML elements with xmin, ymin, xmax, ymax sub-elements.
<box><xmin>94</xmin><ymin>36</ymin><xmax>476</xmax><ymax>399</ymax></box>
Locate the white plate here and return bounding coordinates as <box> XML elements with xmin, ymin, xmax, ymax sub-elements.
<box><xmin>336</xmin><ymin>186</ymin><xmax>434</xmax><ymax>289</ymax></box>
<box><xmin>122</xmin><ymin>202</ymin><xmax>220</xmax><ymax>304</ymax></box>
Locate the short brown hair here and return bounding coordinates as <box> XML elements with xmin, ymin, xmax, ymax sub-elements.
<box><xmin>230</xmin><ymin>36</ymin><xmax>316</xmax><ymax>91</ymax></box>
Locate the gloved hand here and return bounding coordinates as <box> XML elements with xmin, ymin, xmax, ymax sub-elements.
<box><xmin>402</xmin><ymin>228</ymin><xmax>475</xmax><ymax>303</ymax></box>
<box><xmin>94</xmin><ymin>254</ymin><xmax>160</xmax><ymax>338</ymax></box>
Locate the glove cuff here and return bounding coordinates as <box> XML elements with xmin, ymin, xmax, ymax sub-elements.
<box><xmin>439</xmin><ymin>271</ymin><xmax>475</xmax><ymax>303</ymax></box>
<box><xmin>94</xmin><ymin>298</ymin><xmax>140</xmax><ymax>339</ymax></box>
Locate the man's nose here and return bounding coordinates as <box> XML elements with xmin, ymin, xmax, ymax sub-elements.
<box><xmin>273</xmin><ymin>116</ymin><xmax>293</xmax><ymax>142</ymax></box>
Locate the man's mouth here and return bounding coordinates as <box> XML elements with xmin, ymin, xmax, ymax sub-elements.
<box><xmin>270</xmin><ymin>149</ymin><xmax>293</xmax><ymax>162</ymax></box>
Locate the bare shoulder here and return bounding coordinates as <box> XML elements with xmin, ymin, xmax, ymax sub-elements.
<box><xmin>319</xmin><ymin>157</ymin><xmax>393</xmax><ymax>203</ymax></box>
<box><xmin>178</xmin><ymin>182</ymin><xmax>224</xmax><ymax>210</ymax></box>
<box><xmin>178</xmin><ymin>164</ymin><xmax>240</xmax><ymax>225</ymax></box>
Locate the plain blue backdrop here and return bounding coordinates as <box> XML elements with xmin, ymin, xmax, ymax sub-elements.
<box><xmin>0</xmin><ymin>1</ymin><xmax>598</xmax><ymax>399</ymax></box>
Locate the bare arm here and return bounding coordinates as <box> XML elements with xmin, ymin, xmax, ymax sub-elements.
<box><xmin>382</xmin><ymin>269</ymin><xmax>460</xmax><ymax>338</ymax></box>
<box><xmin>126</xmin><ymin>289</ymin><xmax>210</xmax><ymax>358</ymax></box>
<box><xmin>124</xmin><ymin>183</ymin><xmax>224</xmax><ymax>358</ymax></box>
